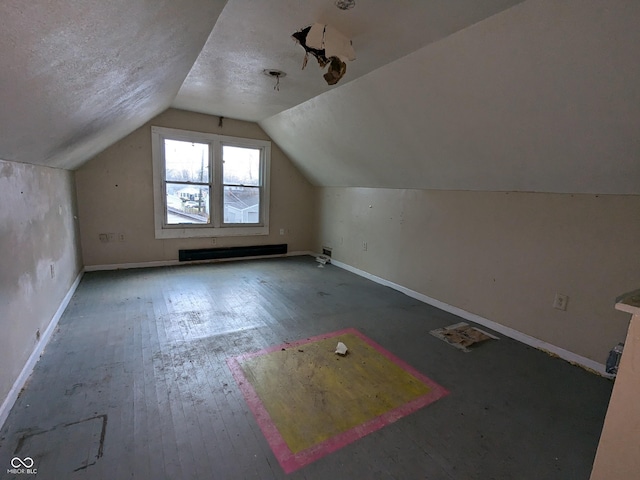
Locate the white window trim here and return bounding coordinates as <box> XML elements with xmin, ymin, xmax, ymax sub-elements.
<box><xmin>151</xmin><ymin>126</ymin><xmax>270</xmax><ymax>239</ymax></box>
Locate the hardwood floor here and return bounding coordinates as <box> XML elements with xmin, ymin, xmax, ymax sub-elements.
<box><xmin>0</xmin><ymin>256</ymin><xmax>612</xmax><ymax>479</ymax></box>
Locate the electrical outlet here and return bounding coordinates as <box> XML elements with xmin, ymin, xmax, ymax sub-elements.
<box><xmin>107</xmin><ymin>233</ymin><xmax>115</xmax><ymax>242</ymax></box>
<box><xmin>212</xmin><ymin>238</ymin><xmax>217</xmax><ymax>245</ymax></box>
<box><xmin>118</xmin><ymin>233</ymin><xmax>125</xmax><ymax>242</ymax></box>
<box><xmin>98</xmin><ymin>233</ymin><xmax>108</xmax><ymax>243</ymax></box>
<box><xmin>362</xmin><ymin>241</ymin><xmax>368</xmax><ymax>251</ymax></box>
<box><xmin>280</xmin><ymin>228</ymin><xmax>285</xmax><ymax>235</ymax></box>
<box><xmin>50</xmin><ymin>264</ymin><xmax>55</xmax><ymax>279</ymax></box>
<box><xmin>553</xmin><ymin>293</ymin><xmax>569</xmax><ymax>311</ymax></box>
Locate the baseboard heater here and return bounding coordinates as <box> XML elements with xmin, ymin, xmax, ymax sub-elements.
<box><xmin>178</xmin><ymin>244</ymin><xmax>287</xmax><ymax>262</ymax></box>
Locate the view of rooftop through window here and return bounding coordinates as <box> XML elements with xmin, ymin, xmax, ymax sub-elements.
<box><xmin>164</xmin><ymin>139</ymin><xmax>210</xmax><ymax>225</ymax></box>
<box><xmin>163</xmin><ymin>140</ymin><xmax>262</xmax><ymax>225</ymax></box>
<box><xmin>223</xmin><ymin>145</ymin><xmax>261</xmax><ymax>224</ymax></box>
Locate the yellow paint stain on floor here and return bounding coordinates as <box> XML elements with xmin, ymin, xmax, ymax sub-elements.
<box><xmin>240</xmin><ymin>333</ymin><xmax>431</xmax><ymax>454</ymax></box>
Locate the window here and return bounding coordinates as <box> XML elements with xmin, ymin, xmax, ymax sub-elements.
<box><xmin>151</xmin><ymin>126</ymin><xmax>270</xmax><ymax>238</ymax></box>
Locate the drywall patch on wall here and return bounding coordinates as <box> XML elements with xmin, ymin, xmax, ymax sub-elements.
<box><xmin>0</xmin><ymin>159</ymin><xmax>82</xmax><ymax>411</ymax></box>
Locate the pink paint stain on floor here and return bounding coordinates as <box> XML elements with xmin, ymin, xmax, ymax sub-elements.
<box><xmin>227</xmin><ymin>328</ymin><xmax>449</xmax><ymax>473</ymax></box>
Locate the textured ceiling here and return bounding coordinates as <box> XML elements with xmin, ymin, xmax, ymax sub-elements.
<box><xmin>261</xmin><ymin>0</ymin><xmax>640</xmax><ymax>194</ymax></box>
<box><xmin>172</xmin><ymin>0</ymin><xmax>526</xmax><ymax>122</ymax></box>
<box><xmin>0</xmin><ymin>0</ymin><xmax>526</xmax><ymax>170</ymax></box>
<box><xmin>1</xmin><ymin>0</ymin><xmax>638</xmax><ymax>194</ymax></box>
<box><xmin>0</xmin><ymin>0</ymin><xmax>227</xmax><ymax>169</ymax></box>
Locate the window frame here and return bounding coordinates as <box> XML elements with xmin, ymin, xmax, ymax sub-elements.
<box><xmin>151</xmin><ymin>126</ymin><xmax>270</xmax><ymax>239</ymax></box>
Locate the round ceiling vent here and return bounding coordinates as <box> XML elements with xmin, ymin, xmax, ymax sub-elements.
<box><xmin>263</xmin><ymin>69</ymin><xmax>286</xmax><ymax>78</ymax></box>
<box><xmin>263</xmin><ymin>69</ymin><xmax>286</xmax><ymax>91</ymax></box>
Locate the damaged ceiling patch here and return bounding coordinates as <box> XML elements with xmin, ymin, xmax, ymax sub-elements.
<box><xmin>292</xmin><ymin>23</ymin><xmax>355</xmax><ymax>85</ymax></box>
<box><xmin>335</xmin><ymin>0</ymin><xmax>356</xmax><ymax>10</ymax></box>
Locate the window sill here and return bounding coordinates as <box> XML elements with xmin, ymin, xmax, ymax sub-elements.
<box><xmin>154</xmin><ymin>225</ymin><xmax>269</xmax><ymax>239</ymax></box>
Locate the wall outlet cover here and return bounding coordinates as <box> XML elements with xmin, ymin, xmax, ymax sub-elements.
<box><xmin>553</xmin><ymin>293</ymin><xmax>569</xmax><ymax>311</ymax></box>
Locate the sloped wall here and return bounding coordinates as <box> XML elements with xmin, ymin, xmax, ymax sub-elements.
<box><xmin>0</xmin><ymin>0</ymin><xmax>227</xmax><ymax>170</ymax></box>
<box><xmin>0</xmin><ymin>159</ymin><xmax>82</xmax><ymax>412</ymax></box>
<box><xmin>262</xmin><ymin>0</ymin><xmax>640</xmax><ymax>195</ymax></box>
<box><xmin>75</xmin><ymin>109</ymin><xmax>316</xmax><ymax>267</ymax></box>
<box><xmin>317</xmin><ymin>187</ymin><xmax>640</xmax><ymax>363</ymax></box>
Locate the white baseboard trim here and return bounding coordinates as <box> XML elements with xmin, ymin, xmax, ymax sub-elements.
<box><xmin>84</xmin><ymin>259</ymin><xmax>179</xmax><ymax>271</ymax></box>
<box><xmin>0</xmin><ymin>269</ymin><xmax>85</xmax><ymax>429</ymax></box>
<box><xmin>330</xmin><ymin>259</ymin><xmax>612</xmax><ymax>378</ymax></box>
<box><xmin>84</xmin><ymin>251</ymin><xmax>315</xmax><ymax>272</ymax></box>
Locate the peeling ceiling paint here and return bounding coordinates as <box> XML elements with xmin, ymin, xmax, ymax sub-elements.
<box><xmin>292</xmin><ymin>23</ymin><xmax>355</xmax><ymax>85</ymax></box>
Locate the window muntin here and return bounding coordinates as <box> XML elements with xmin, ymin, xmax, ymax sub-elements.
<box><xmin>151</xmin><ymin>126</ymin><xmax>270</xmax><ymax>239</ymax></box>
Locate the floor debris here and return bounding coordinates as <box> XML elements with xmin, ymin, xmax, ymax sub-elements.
<box><xmin>316</xmin><ymin>254</ymin><xmax>330</xmax><ymax>267</ymax></box>
<box><xmin>429</xmin><ymin>322</ymin><xmax>498</xmax><ymax>352</ymax></box>
<box><xmin>335</xmin><ymin>342</ymin><xmax>348</xmax><ymax>355</ymax></box>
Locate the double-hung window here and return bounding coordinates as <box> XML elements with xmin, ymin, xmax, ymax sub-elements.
<box><xmin>151</xmin><ymin>126</ymin><xmax>270</xmax><ymax>238</ymax></box>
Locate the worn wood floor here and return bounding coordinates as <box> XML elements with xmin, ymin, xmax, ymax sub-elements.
<box><xmin>0</xmin><ymin>256</ymin><xmax>612</xmax><ymax>479</ymax></box>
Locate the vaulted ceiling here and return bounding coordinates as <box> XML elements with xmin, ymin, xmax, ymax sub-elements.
<box><xmin>1</xmin><ymin>0</ymin><xmax>639</xmax><ymax>193</ymax></box>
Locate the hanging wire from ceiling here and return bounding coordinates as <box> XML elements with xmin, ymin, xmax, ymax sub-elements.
<box><xmin>263</xmin><ymin>69</ymin><xmax>286</xmax><ymax>91</ymax></box>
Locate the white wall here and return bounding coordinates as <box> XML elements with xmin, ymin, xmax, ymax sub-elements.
<box><xmin>0</xmin><ymin>159</ymin><xmax>82</xmax><ymax>409</ymax></box>
<box><xmin>75</xmin><ymin>108</ymin><xmax>317</xmax><ymax>267</ymax></box>
<box><xmin>317</xmin><ymin>187</ymin><xmax>640</xmax><ymax>363</ymax></box>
